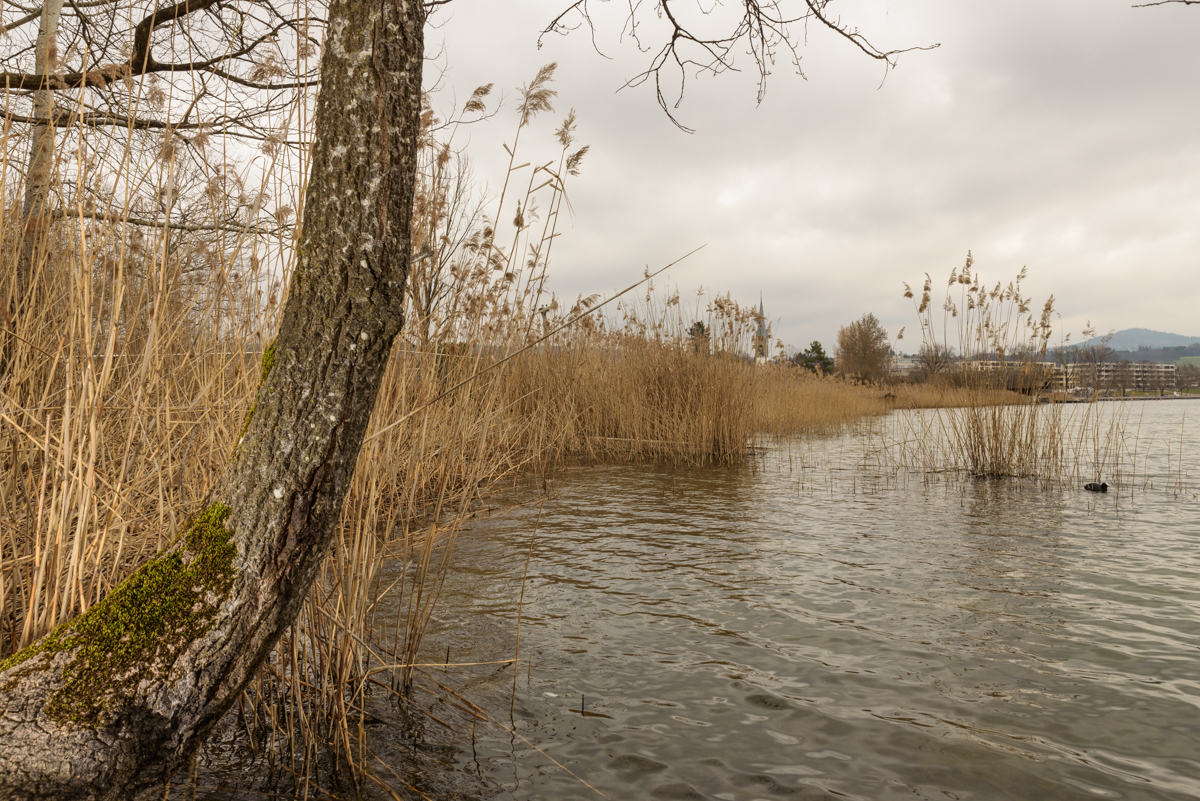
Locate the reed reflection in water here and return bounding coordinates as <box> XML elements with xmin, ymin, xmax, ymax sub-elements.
<box><xmin>416</xmin><ymin>401</ymin><xmax>1200</xmax><ymax>800</ymax></box>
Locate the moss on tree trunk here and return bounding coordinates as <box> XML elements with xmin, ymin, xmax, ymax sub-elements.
<box><xmin>1</xmin><ymin>505</ymin><xmax>236</xmax><ymax>727</ymax></box>
<box><xmin>0</xmin><ymin>2</ymin><xmax>424</xmax><ymax>798</ymax></box>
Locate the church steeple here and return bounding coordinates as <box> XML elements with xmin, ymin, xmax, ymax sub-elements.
<box><xmin>755</xmin><ymin>292</ymin><xmax>768</xmax><ymax>359</ymax></box>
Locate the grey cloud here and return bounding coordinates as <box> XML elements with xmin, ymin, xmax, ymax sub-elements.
<box><xmin>430</xmin><ymin>0</ymin><xmax>1200</xmax><ymax>351</ymax></box>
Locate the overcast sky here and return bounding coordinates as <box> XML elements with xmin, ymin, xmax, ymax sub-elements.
<box><xmin>424</xmin><ymin>0</ymin><xmax>1200</xmax><ymax>352</ymax></box>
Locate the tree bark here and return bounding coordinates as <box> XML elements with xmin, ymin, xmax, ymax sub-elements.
<box><xmin>15</xmin><ymin>0</ymin><xmax>65</xmax><ymax>309</ymax></box>
<box><xmin>0</xmin><ymin>2</ymin><xmax>423</xmax><ymax>798</ymax></box>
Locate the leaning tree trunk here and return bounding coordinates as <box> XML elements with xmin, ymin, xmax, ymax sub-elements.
<box><xmin>0</xmin><ymin>2</ymin><xmax>423</xmax><ymax>798</ymax></box>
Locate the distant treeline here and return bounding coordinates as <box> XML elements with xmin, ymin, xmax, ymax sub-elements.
<box><xmin>1052</xmin><ymin>342</ymin><xmax>1200</xmax><ymax>364</ymax></box>
<box><xmin>1109</xmin><ymin>343</ymin><xmax>1200</xmax><ymax>364</ymax></box>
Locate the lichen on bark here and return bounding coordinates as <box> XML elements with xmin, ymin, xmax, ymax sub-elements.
<box><xmin>0</xmin><ymin>504</ymin><xmax>237</xmax><ymax>727</ymax></box>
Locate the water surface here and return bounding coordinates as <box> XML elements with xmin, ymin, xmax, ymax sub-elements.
<box><xmin>416</xmin><ymin>401</ymin><xmax>1200</xmax><ymax>800</ymax></box>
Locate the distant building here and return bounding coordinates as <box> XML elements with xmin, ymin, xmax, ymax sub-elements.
<box><xmin>1071</xmin><ymin>361</ymin><xmax>1176</xmax><ymax>393</ymax></box>
<box><xmin>965</xmin><ymin>360</ymin><xmax>1069</xmax><ymax>392</ymax></box>
<box><xmin>892</xmin><ymin>355</ymin><xmax>920</xmax><ymax>376</ymax></box>
<box><xmin>966</xmin><ymin>360</ymin><xmax>1176</xmax><ymax>393</ymax></box>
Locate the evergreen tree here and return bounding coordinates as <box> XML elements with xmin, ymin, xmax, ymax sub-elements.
<box><xmin>794</xmin><ymin>341</ymin><xmax>834</xmax><ymax>375</ymax></box>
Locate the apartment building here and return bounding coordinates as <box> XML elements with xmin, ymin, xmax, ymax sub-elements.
<box><xmin>949</xmin><ymin>360</ymin><xmax>1175</xmax><ymax>393</ymax></box>
<box><xmin>1070</xmin><ymin>361</ymin><xmax>1176</xmax><ymax>393</ymax></box>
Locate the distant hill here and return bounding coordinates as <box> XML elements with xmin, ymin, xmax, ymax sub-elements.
<box><xmin>1076</xmin><ymin>328</ymin><xmax>1200</xmax><ymax>351</ymax></box>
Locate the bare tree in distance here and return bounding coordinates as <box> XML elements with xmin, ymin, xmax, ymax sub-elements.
<box><xmin>917</xmin><ymin>341</ymin><xmax>956</xmax><ymax>382</ymax></box>
<box><xmin>836</xmin><ymin>312</ymin><xmax>890</xmax><ymax>382</ymax></box>
<box><xmin>1178</xmin><ymin>364</ymin><xmax>1200</xmax><ymax>392</ymax></box>
<box><xmin>688</xmin><ymin>320</ymin><xmax>711</xmax><ymax>354</ymax></box>
<box><xmin>1114</xmin><ymin>360</ymin><xmax>1133</xmax><ymax>397</ymax></box>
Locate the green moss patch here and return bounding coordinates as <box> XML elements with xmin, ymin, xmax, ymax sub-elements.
<box><xmin>261</xmin><ymin>340</ymin><xmax>276</xmax><ymax>382</ymax></box>
<box><xmin>0</xmin><ymin>504</ymin><xmax>237</xmax><ymax>727</ymax></box>
<box><xmin>237</xmin><ymin>340</ymin><xmax>275</xmax><ymax>444</ymax></box>
<box><xmin>0</xmin><ymin>620</ymin><xmax>68</xmax><ymax>675</ymax></box>
<box><xmin>238</xmin><ymin>401</ymin><xmax>257</xmax><ymax>442</ymax></box>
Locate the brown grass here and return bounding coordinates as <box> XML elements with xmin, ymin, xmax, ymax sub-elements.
<box><xmin>887</xmin><ymin>384</ymin><xmax>1028</xmax><ymax>410</ymax></box>
<box><xmin>0</xmin><ymin>62</ymin><xmax>912</xmax><ymax>794</ymax></box>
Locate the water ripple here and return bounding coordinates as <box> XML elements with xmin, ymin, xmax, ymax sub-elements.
<box><xmin>415</xmin><ymin>403</ymin><xmax>1200</xmax><ymax>800</ymax></box>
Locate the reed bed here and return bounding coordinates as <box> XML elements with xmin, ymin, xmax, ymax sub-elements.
<box><xmin>0</xmin><ymin>54</ymin><xmax>906</xmax><ymax>794</ymax></box>
<box><xmin>877</xmin><ymin>398</ymin><xmax>1136</xmax><ymax>487</ymax></box>
<box><xmin>0</xmin><ymin>269</ymin><xmax>893</xmax><ymax>795</ymax></box>
<box><xmin>885</xmin><ymin>256</ymin><xmax>1135</xmax><ymax>485</ymax></box>
<box><xmin>887</xmin><ymin>383</ymin><xmax>1028</xmax><ymax>410</ymax></box>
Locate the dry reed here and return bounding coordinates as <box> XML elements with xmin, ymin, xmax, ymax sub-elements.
<box><xmin>0</xmin><ymin>57</ymin><xmax>901</xmax><ymax>795</ymax></box>
<box><xmin>889</xmin><ymin>255</ymin><xmax>1134</xmax><ymax>485</ymax></box>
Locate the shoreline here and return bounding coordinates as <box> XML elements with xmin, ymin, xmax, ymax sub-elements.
<box><xmin>1043</xmin><ymin>394</ymin><xmax>1200</xmax><ymax>404</ymax></box>
<box><xmin>1095</xmin><ymin>394</ymin><xmax>1200</xmax><ymax>402</ymax></box>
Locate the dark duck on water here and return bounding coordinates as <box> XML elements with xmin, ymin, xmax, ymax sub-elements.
<box><xmin>1085</xmin><ymin>482</ymin><xmax>1109</xmax><ymax>492</ymax></box>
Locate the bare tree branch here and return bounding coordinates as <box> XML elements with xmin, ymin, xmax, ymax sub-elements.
<box><xmin>55</xmin><ymin>207</ymin><xmax>290</xmax><ymax>235</ymax></box>
<box><xmin>541</xmin><ymin>0</ymin><xmax>937</xmax><ymax>132</ymax></box>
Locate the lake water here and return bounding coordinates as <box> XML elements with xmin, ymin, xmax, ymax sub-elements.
<box><xmin>405</xmin><ymin>399</ymin><xmax>1200</xmax><ymax>800</ymax></box>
